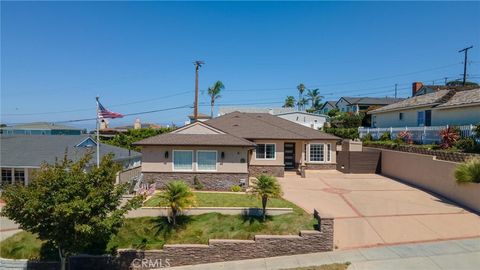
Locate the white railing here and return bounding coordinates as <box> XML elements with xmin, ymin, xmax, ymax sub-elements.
<box><xmin>358</xmin><ymin>124</ymin><xmax>477</xmax><ymax>144</ymax></box>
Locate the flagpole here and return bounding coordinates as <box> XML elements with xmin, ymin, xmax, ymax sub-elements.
<box><xmin>96</xmin><ymin>96</ymin><xmax>100</xmax><ymax>168</ymax></box>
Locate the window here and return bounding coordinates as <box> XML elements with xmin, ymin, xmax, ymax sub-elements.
<box><xmin>14</xmin><ymin>169</ymin><xmax>25</xmax><ymax>185</ymax></box>
<box><xmin>425</xmin><ymin>110</ymin><xmax>432</xmax><ymax>126</ymax></box>
<box><xmin>197</xmin><ymin>151</ymin><xmax>217</xmax><ymax>171</ymax></box>
<box><xmin>1</xmin><ymin>169</ymin><xmax>12</xmax><ymax>185</ymax></box>
<box><xmin>372</xmin><ymin>115</ymin><xmax>377</xmax><ymax>128</ymax></box>
<box><xmin>417</xmin><ymin>111</ymin><xmax>425</xmax><ymax>126</ymax></box>
<box><xmin>173</xmin><ymin>150</ymin><xmax>193</xmax><ymax>171</ymax></box>
<box><xmin>399</xmin><ymin>113</ymin><xmax>404</xmax><ymax>120</ymax></box>
<box><xmin>256</xmin><ymin>144</ymin><xmax>275</xmax><ymax>159</ymax></box>
<box><xmin>309</xmin><ymin>144</ymin><xmax>332</xmax><ymax>162</ymax></box>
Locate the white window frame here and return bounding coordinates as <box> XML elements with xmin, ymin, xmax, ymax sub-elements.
<box><xmin>255</xmin><ymin>143</ymin><xmax>276</xmax><ymax>160</ymax></box>
<box><xmin>172</xmin><ymin>150</ymin><xmax>193</xmax><ymax>172</ymax></box>
<box><xmin>308</xmin><ymin>143</ymin><xmax>332</xmax><ymax>163</ymax></box>
<box><xmin>196</xmin><ymin>150</ymin><xmax>218</xmax><ymax>172</ymax></box>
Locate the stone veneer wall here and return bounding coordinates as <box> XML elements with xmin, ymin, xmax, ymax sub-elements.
<box><xmin>305</xmin><ymin>163</ymin><xmax>337</xmax><ymax>170</ymax></box>
<box><xmin>69</xmin><ymin>210</ymin><xmax>333</xmax><ymax>270</ymax></box>
<box><xmin>143</xmin><ymin>172</ymin><xmax>248</xmax><ymax>191</ymax></box>
<box><xmin>249</xmin><ymin>165</ymin><xmax>285</xmax><ymax>177</ymax></box>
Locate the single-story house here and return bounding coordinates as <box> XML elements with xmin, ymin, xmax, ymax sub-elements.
<box><xmin>368</xmin><ymin>88</ymin><xmax>480</xmax><ymax>128</ymax></box>
<box><xmin>0</xmin><ymin>135</ymin><xmax>141</xmax><ymax>186</ymax></box>
<box><xmin>319</xmin><ymin>101</ymin><xmax>337</xmax><ymax>114</ymax></box>
<box><xmin>336</xmin><ymin>97</ymin><xmax>405</xmax><ymax>114</ymax></box>
<box><xmin>134</xmin><ymin>112</ymin><xmax>340</xmax><ymax>190</ymax></box>
<box><xmin>275</xmin><ymin>111</ymin><xmax>329</xmax><ymax>129</ymax></box>
<box><xmin>1</xmin><ymin>122</ymin><xmax>85</xmax><ymax>135</ymax></box>
<box><xmin>218</xmin><ymin>107</ymin><xmax>295</xmax><ymax>116</ymax></box>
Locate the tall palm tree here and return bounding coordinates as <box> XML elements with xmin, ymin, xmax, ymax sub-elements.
<box><xmin>158</xmin><ymin>181</ymin><xmax>196</xmax><ymax>226</ymax></box>
<box><xmin>306</xmin><ymin>88</ymin><xmax>324</xmax><ymax>110</ymax></box>
<box><xmin>283</xmin><ymin>96</ymin><xmax>296</xmax><ymax>108</ymax></box>
<box><xmin>250</xmin><ymin>174</ymin><xmax>282</xmax><ymax>221</ymax></box>
<box><xmin>297</xmin><ymin>83</ymin><xmax>306</xmax><ymax>111</ymax></box>
<box><xmin>208</xmin><ymin>81</ymin><xmax>225</xmax><ymax>118</ymax></box>
<box><xmin>297</xmin><ymin>97</ymin><xmax>308</xmax><ymax>111</ymax></box>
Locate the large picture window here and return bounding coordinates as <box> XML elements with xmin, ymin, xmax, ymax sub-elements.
<box><xmin>197</xmin><ymin>151</ymin><xmax>217</xmax><ymax>171</ymax></box>
<box><xmin>309</xmin><ymin>143</ymin><xmax>332</xmax><ymax>162</ymax></box>
<box><xmin>173</xmin><ymin>150</ymin><xmax>193</xmax><ymax>171</ymax></box>
<box><xmin>256</xmin><ymin>144</ymin><xmax>276</xmax><ymax>159</ymax></box>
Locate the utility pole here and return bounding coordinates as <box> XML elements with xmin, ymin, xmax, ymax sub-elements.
<box><xmin>193</xmin><ymin>61</ymin><xmax>204</xmax><ymax>122</ymax></box>
<box><xmin>394</xmin><ymin>83</ymin><xmax>397</xmax><ymax>98</ymax></box>
<box><xmin>459</xmin><ymin>46</ymin><xmax>473</xmax><ymax>86</ymax></box>
<box><xmin>444</xmin><ymin>77</ymin><xmax>448</xmax><ymax>85</ymax></box>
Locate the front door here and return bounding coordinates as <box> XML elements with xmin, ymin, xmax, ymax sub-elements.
<box><xmin>284</xmin><ymin>143</ymin><xmax>295</xmax><ymax>169</ymax></box>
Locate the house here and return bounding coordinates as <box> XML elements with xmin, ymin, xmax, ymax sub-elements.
<box><xmin>133</xmin><ymin>112</ymin><xmax>340</xmax><ymax>190</ymax></box>
<box><xmin>275</xmin><ymin>111</ymin><xmax>329</xmax><ymax>129</ymax></box>
<box><xmin>0</xmin><ymin>135</ymin><xmax>141</xmax><ymax>186</ymax></box>
<box><xmin>187</xmin><ymin>113</ymin><xmax>212</xmax><ymax>124</ymax></box>
<box><xmin>319</xmin><ymin>101</ymin><xmax>337</xmax><ymax>114</ymax></box>
<box><xmin>336</xmin><ymin>97</ymin><xmax>405</xmax><ymax>114</ymax></box>
<box><xmin>412</xmin><ymin>81</ymin><xmax>478</xmax><ymax>96</ymax></box>
<box><xmin>99</xmin><ymin>118</ymin><xmax>164</xmax><ymax>138</ymax></box>
<box><xmin>0</xmin><ymin>122</ymin><xmax>85</xmax><ymax>135</ymax></box>
<box><xmin>218</xmin><ymin>107</ymin><xmax>295</xmax><ymax>116</ymax></box>
<box><xmin>368</xmin><ymin>88</ymin><xmax>480</xmax><ymax>128</ymax></box>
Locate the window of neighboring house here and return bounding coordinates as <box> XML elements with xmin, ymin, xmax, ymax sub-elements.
<box><xmin>173</xmin><ymin>150</ymin><xmax>193</xmax><ymax>171</ymax></box>
<box><xmin>417</xmin><ymin>111</ymin><xmax>425</xmax><ymax>126</ymax></box>
<box><xmin>326</xmin><ymin>144</ymin><xmax>331</xmax><ymax>162</ymax></box>
<box><xmin>399</xmin><ymin>113</ymin><xmax>404</xmax><ymax>120</ymax></box>
<box><xmin>197</xmin><ymin>151</ymin><xmax>217</xmax><ymax>171</ymax></box>
<box><xmin>1</xmin><ymin>169</ymin><xmax>12</xmax><ymax>185</ymax></box>
<box><xmin>14</xmin><ymin>169</ymin><xmax>25</xmax><ymax>185</ymax></box>
<box><xmin>341</xmin><ymin>108</ymin><xmax>345</xmax><ymax>112</ymax></box>
<box><xmin>309</xmin><ymin>144</ymin><xmax>325</xmax><ymax>162</ymax></box>
<box><xmin>372</xmin><ymin>115</ymin><xmax>377</xmax><ymax>127</ymax></box>
<box><xmin>256</xmin><ymin>144</ymin><xmax>276</xmax><ymax>159</ymax></box>
<box><xmin>425</xmin><ymin>110</ymin><xmax>432</xmax><ymax>126</ymax></box>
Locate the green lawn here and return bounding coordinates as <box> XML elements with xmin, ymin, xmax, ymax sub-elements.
<box><xmin>1</xmin><ymin>203</ymin><xmax>315</xmax><ymax>259</ymax></box>
<box><xmin>143</xmin><ymin>192</ymin><xmax>295</xmax><ymax>208</ymax></box>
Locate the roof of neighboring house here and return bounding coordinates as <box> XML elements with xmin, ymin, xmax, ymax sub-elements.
<box><xmin>206</xmin><ymin>112</ymin><xmax>339</xmax><ymax>140</ymax></box>
<box><xmin>338</xmin><ymin>97</ymin><xmax>405</xmax><ymax>106</ymax></box>
<box><xmin>188</xmin><ymin>113</ymin><xmax>211</xmax><ymax>119</ymax></box>
<box><xmin>320</xmin><ymin>101</ymin><xmax>337</xmax><ymax>110</ymax></box>
<box><xmin>369</xmin><ymin>88</ymin><xmax>480</xmax><ymax>114</ymax></box>
<box><xmin>1</xmin><ymin>122</ymin><xmax>83</xmax><ymax>131</ymax></box>
<box><xmin>275</xmin><ymin>111</ymin><xmax>329</xmax><ymax>118</ymax></box>
<box><xmin>0</xmin><ymin>135</ymin><xmax>141</xmax><ymax>168</ymax></box>
<box><xmin>133</xmin><ymin>133</ymin><xmax>256</xmax><ymax>147</ymax></box>
<box><xmin>218</xmin><ymin>107</ymin><xmax>296</xmax><ymax>115</ymax></box>
<box><xmin>113</xmin><ymin>123</ymin><xmax>162</xmax><ymax>130</ymax></box>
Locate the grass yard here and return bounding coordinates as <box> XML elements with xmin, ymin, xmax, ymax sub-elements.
<box><xmin>143</xmin><ymin>191</ymin><xmax>295</xmax><ymax>208</ymax></box>
<box><xmin>1</xmin><ymin>202</ymin><xmax>315</xmax><ymax>259</ymax></box>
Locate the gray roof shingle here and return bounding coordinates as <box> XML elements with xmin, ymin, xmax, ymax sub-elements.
<box><xmin>1</xmin><ymin>122</ymin><xmax>82</xmax><ymax>131</ymax></box>
<box><xmin>369</xmin><ymin>90</ymin><xmax>451</xmax><ymax>113</ymax></box>
<box><xmin>436</xmin><ymin>88</ymin><xmax>480</xmax><ymax>108</ymax></box>
<box><xmin>0</xmin><ymin>135</ymin><xmax>141</xmax><ymax>167</ymax></box>
<box><xmin>133</xmin><ymin>133</ymin><xmax>256</xmax><ymax>147</ymax></box>
<box><xmin>341</xmin><ymin>97</ymin><xmax>405</xmax><ymax>106</ymax></box>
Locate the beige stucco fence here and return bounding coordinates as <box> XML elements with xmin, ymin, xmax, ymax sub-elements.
<box><xmin>379</xmin><ymin>148</ymin><xmax>480</xmax><ymax>213</ymax></box>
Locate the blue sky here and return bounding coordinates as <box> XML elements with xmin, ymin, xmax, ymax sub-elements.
<box><xmin>2</xmin><ymin>1</ymin><xmax>479</xmax><ymax>129</ymax></box>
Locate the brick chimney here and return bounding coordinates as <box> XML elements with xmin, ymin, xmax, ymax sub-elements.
<box><xmin>412</xmin><ymin>82</ymin><xmax>423</xmax><ymax>96</ymax></box>
<box><xmin>134</xmin><ymin>118</ymin><xmax>141</xmax><ymax>130</ymax></box>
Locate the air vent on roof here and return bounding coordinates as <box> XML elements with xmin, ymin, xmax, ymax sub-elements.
<box><xmin>233</xmin><ymin>124</ymin><xmax>239</xmax><ymax>127</ymax></box>
<box><xmin>234</xmin><ymin>115</ymin><xmax>240</xmax><ymax>118</ymax></box>
<box><xmin>257</xmin><ymin>115</ymin><xmax>262</xmax><ymax>118</ymax></box>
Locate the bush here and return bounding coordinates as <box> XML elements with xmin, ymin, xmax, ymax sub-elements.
<box><xmin>362</xmin><ymin>133</ymin><xmax>373</xmax><ymax>142</ymax></box>
<box><xmin>323</xmin><ymin>127</ymin><xmax>359</xmax><ymax>140</ymax></box>
<box><xmin>230</xmin><ymin>185</ymin><xmax>242</xmax><ymax>192</ymax></box>
<box><xmin>330</xmin><ymin>112</ymin><xmax>364</xmax><ymax>128</ymax></box>
<box><xmin>397</xmin><ymin>130</ymin><xmax>413</xmax><ymax>144</ymax></box>
<box><xmin>193</xmin><ymin>176</ymin><xmax>204</xmax><ymax>190</ymax></box>
<box><xmin>455</xmin><ymin>158</ymin><xmax>480</xmax><ymax>184</ymax></box>
<box><xmin>379</xmin><ymin>132</ymin><xmax>391</xmax><ymax>141</ymax></box>
<box><xmin>439</xmin><ymin>126</ymin><xmax>460</xmax><ymax>149</ymax></box>
<box><xmin>455</xmin><ymin>138</ymin><xmax>477</xmax><ymax>152</ymax></box>
<box><xmin>474</xmin><ymin>123</ymin><xmax>480</xmax><ymax>139</ymax></box>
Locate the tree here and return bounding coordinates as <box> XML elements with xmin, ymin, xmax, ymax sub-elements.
<box><xmin>104</xmin><ymin>127</ymin><xmax>175</xmax><ymax>151</ymax></box>
<box><xmin>306</xmin><ymin>88</ymin><xmax>324</xmax><ymax>110</ymax></box>
<box><xmin>208</xmin><ymin>81</ymin><xmax>225</xmax><ymax>118</ymax></box>
<box><xmin>297</xmin><ymin>83</ymin><xmax>306</xmax><ymax>110</ymax></box>
<box><xmin>446</xmin><ymin>80</ymin><xmax>479</xmax><ymax>87</ymax></box>
<box><xmin>0</xmin><ymin>152</ymin><xmax>143</xmax><ymax>270</ymax></box>
<box><xmin>250</xmin><ymin>174</ymin><xmax>282</xmax><ymax>221</ymax></box>
<box><xmin>283</xmin><ymin>96</ymin><xmax>296</xmax><ymax>108</ymax></box>
<box><xmin>297</xmin><ymin>97</ymin><xmax>309</xmax><ymax>112</ymax></box>
<box><xmin>158</xmin><ymin>181</ymin><xmax>196</xmax><ymax>226</ymax></box>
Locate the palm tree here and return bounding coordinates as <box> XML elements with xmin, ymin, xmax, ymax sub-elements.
<box><xmin>297</xmin><ymin>83</ymin><xmax>306</xmax><ymax>111</ymax></box>
<box><xmin>208</xmin><ymin>81</ymin><xmax>225</xmax><ymax>118</ymax></box>
<box><xmin>158</xmin><ymin>181</ymin><xmax>196</xmax><ymax>226</ymax></box>
<box><xmin>250</xmin><ymin>174</ymin><xmax>282</xmax><ymax>221</ymax></box>
<box><xmin>455</xmin><ymin>158</ymin><xmax>480</xmax><ymax>184</ymax></box>
<box><xmin>283</xmin><ymin>96</ymin><xmax>296</xmax><ymax>108</ymax></box>
<box><xmin>297</xmin><ymin>97</ymin><xmax>308</xmax><ymax>111</ymax></box>
<box><xmin>306</xmin><ymin>88</ymin><xmax>324</xmax><ymax>110</ymax></box>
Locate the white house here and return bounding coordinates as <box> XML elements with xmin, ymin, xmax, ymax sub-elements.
<box><xmin>275</xmin><ymin>111</ymin><xmax>329</xmax><ymax>129</ymax></box>
<box><xmin>336</xmin><ymin>97</ymin><xmax>404</xmax><ymax>114</ymax></box>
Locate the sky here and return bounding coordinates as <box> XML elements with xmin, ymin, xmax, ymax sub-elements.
<box><xmin>1</xmin><ymin>1</ymin><xmax>480</xmax><ymax>130</ymax></box>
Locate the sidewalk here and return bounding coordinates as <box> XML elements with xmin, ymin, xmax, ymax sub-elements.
<box><xmin>167</xmin><ymin>238</ymin><xmax>480</xmax><ymax>270</ymax></box>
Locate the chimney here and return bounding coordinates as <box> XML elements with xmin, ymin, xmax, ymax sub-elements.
<box><xmin>412</xmin><ymin>82</ymin><xmax>423</xmax><ymax>96</ymax></box>
<box><xmin>100</xmin><ymin>119</ymin><xmax>109</xmax><ymax>129</ymax></box>
<box><xmin>134</xmin><ymin>118</ymin><xmax>141</xmax><ymax>130</ymax></box>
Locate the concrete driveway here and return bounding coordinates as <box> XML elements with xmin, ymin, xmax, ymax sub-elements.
<box><xmin>279</xmin><ymin>170</ymin><xmax>480</xmax><ymax>250</ymax></box>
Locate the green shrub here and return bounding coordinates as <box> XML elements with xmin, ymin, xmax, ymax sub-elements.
<box><xmin>362</xmin><ymin>133</ymin><xmax>373</xmax><ymax>142</ymax></box>
<box><xmin>474</xmin><ymin>123</ymin><xmax>480</xmax><ymax>139</ymax></box>
<box><xmin>230</xmin><ymin>185</ymin><xmax>242</xmax><ymax>192</ymax></box>
<box><xmin>455</xmin><ymin>158</ymin><xmax>480</xmax><ymax>184</ymax></box>
<box><xmin>323</xmin><ymin>127</ymin><xmax>359</xmax><ymax>140</ymax></box>
<box><xmin>379</xmin><ymin>132</ymin><xmax>391</xmax><ymax>141</ymax></box>
<box><xmin>455</xmin><ymin>138</ymin><xmax>477</xmax><ymax>152</ymax></box>
<box><xmin>193</xmin><ymin>176</ymin><xmax>204</xmax><ymax>190</ymax></box>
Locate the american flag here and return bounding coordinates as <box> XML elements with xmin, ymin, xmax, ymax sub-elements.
<box><xmin>98</xmin><ymin>101</ymin><xmax>124</xmax><ymax>119</ymax></box>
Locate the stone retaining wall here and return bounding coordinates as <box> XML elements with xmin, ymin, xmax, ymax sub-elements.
<box><xmin>143</xmin><ymin>172</ymin><xmax>248</xmax><ymax>191</ymax></box>
<box><xmin>69</xmin><ymin>210</ymin><xmax>334</xmax><ymax>270</ymax></box>
<box><xmin>248</xmin><ymin>165</ymin><xmax>285</xmax><ymax>177</ymax></box>
<box><xmin>305</xmin><ymin>163</ymin><xmax>337</xmax><ymax>170</ymax></box>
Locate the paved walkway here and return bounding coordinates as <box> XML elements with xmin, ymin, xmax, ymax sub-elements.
<box><xmin>278</xmin><ymin>170</ymin><xmax>480</xmax><ymax>249</ymax></box>
<box><xmin>168</xmin><ymin>238</ymin><xmax>480</xmax><ymax>270</ymax></box>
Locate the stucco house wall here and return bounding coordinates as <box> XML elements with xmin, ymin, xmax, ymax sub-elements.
<box><xmin>276</xmin><ymin>113</ymin><xmax>328</xmax><ymax>129</ymax></box>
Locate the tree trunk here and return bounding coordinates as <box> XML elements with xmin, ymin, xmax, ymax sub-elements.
<box><xmin>58</xmin><ymin>248</ymin><xmax>66</xmax><ymax>270</ymax></box>
<box><xmin>210</xmin><ymin>101</ymin><xmax>214</xmax><ymax>118</ymax></box>
<box><xmin>262</xmin><ymin>195</ymin><xmax>268</xmax><ymax>221</ymax></box>
<box><xmin>172</xmin><ymin>208</ymin><xmax>177</xmax><ymax>226</ymax></box>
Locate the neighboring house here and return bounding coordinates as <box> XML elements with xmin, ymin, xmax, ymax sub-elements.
<box><xmin>319</xmin><ymin>101</ymin><xmax>337</xmax><ymax>114</ymax></box>
<box><xmin>99</xmin><ymin>118</ymin><xmax>164</xmax><ymax>138</ymax></box>
<box><xmin>0</xmin><ymin>122</ymin><xmax>85</xmax><ymax>135</ymax></box>
<box><xmin>336</xmin><ymin>97</ymin><xmax>404</xmax><ymax>114</ymax></box>
<box><xmin>218</xmin><ymin>107</ymin><xmax>295</xmax><ymax>116</ymax></box>
<box><xmin>368</xmin><ymin>88</ymin><xmax>480</xmax><ymax>128</ymax></box>
<box><xmin>134</xmin><ymin>112</ymin><xmax>340</xmax><ymax>191</ymax></box>
<box><xmin>412</xmin><ymin>81</ymin><xmax>478</xmax><ymax>97</ymax></box>
<box><xmin>187</xmin><ymin>112</ymin><xmax>212</xmax><ymax>124</ymax></box>
<box><xmin>0</xmin><ymin>135</ymin><xmax>141</xmax><ymax>186</ymax></box>
<box><xmin>275</xmin><ymin>111</ymin><xmax>329</xmax><ymax>129</ymax></box>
